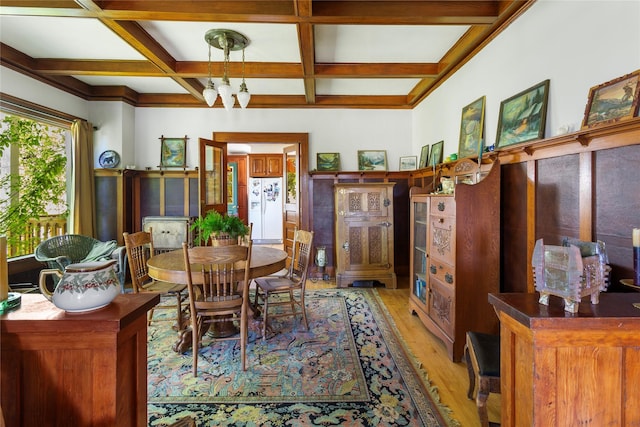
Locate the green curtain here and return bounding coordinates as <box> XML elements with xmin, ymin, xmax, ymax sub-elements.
<box><xmin>70</xmin><ymin>119</ymin><xmax>96</xmax><ymax>237</ymax></box>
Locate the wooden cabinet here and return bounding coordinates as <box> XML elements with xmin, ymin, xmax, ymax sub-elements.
<box><xmin>334</xmin><ymin>183</ymin><xmax>396</xmax><ymax>288</ymax></box>
<box><xmin>1</xmin><ymin>293</ymin><xmax>159</xmax><ymax>427</ymax></box>
<box><xmin>489</xmin><ymin>292</ymin><xmax>640</xmax><ymax>426</ymax></box>
<box><xmin>409</xmin><ymin>159</ymin><xmax>500</xmax><ymax>361</ymax></box>
<box><xmin>249</xmin><ymin>154</ymin><xmax>283</xmax><ymax>177</ymax></box>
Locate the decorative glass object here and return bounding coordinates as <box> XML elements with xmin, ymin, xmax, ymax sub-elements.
<box><xmin>316</xmin><ymin>246</ymin><xmax>326</xmax><ymax>268</ymax></box>
<box><xmin>532</xmin><ymin>238</ymin><xmax>611</xmax><ymax>313</ymax></box>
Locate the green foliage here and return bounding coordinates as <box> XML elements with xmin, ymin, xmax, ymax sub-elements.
<box><xmin>191</xmin><ymin>210</ymin><xmax>250</xmax><ymax>244</ymax></box>
<box><xmin>0</xmin><ymin>115</ymin><xmax>67</xmax><ymax>253</ymax></box>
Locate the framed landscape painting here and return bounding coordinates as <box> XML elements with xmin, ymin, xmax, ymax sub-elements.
<box><xmin>317</xmin><ymin>152</ymin><xmax>340</xmax><ymax>171</ymax></box>
<box><xmin>428</xmin><ymin>141</ymin><xmax>444</xmax><ymax>167</ymax></box>
<box><xmin>160</xmin><ymin>136</ymin><xmax>187</xmax><ymax>167</ymax></box>
<box><xmin>581</xmin><ymin>70</ymin><xmax>640</xmax><ymax>129</ymax></box>
<box><xmin>457</xmin><ymin>96</ymin><xmax>485</xmax><ymax>159</ymax></box>
<box><xmin>496</xmin><ymin>79</ymin><xmax>550</xmax><ymax>149</ymax></box>
<box><xmin>418</xmin><ymin>144</ymin><xmax>430</xmax><ymax>169</ymax></box>
<box><xmin>357</xmin><ymin>150</ymin><xmax>387</xmax><ymax>171</ymax></box>
<box><xmin>399</xmin><ymin>156</ymin><xmax>417</xmax><ymax>171</ymax></box>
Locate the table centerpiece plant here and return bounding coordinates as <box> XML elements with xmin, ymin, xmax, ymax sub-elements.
<box><xmin>191</xmin><ymin>210</ymin><xmax>250</xmax><ymax>246</ymax></box>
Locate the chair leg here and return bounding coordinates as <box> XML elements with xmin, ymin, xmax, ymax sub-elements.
<box><xmin>147</xmin><ymin>307</ymin><xmax>155</xmax><ymax>326</ymax></box>
<box><xmin>240</xmin><ymin>306</ymin><xmax>247</xmax><ymax>371</ymax></box>
<box><xmin>262</xmin><ymin>291</ymin><xmax>269</xmax><ymax>340</ymax></box>
<box><xmin>175</xmin><ymin>293</ymin><xmax>183</xmax><ymax>331</ymax></box>
<box><xmin>192</xmin><ymin>317</ymin><xmax>200</xmax><ymax>377</ymax></box>
<box><xmin>299</xmin><ymin>291</ymin><xmax>308</xmax><ymax>330</ymax></box>
<box><xmin>464</xmin><ymin>343</ymin><xmax>476</xmax><ymax>400</ymax></box>
<box><xmin>476</xmin><ymin>378</ymin><xmax>491</xmax><ymax>427</ymax></box>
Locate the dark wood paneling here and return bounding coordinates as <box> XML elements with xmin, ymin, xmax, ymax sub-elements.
<box><xmin>595</xmin><ymin>144</ymin><xmax>640</xmax><ymax>289</ymax></box>
<box><xmin>139</xmin><ymin>177</ymin><xmax>161</xmax><ymax>225</ymax></box>
<box><xmin>164</xmin><ymin>178</ymin><xmax>184</xmax><ymax>216</ymax></box>
<box><xmin>389</xmin><ymin>178</ymin><xmax>410</xmax><ymax>276</ymax></box>
<box><xmin>312</xmin><ymin>178</ymin><xmax>336</xmax><ymax>270</ymax></box>
<box><xmin>536</xmin><ymin>154</ymin><xmax>580</xmax><ymax>245</ymax></box>
<box><xmin>95</xmin><ymin>175</ymin><xmax>119</xmax><ymax>242</ymax></box>
<box><xmin>500</xmin><ymin>162</ymin><xmax>528</xmax><ymax>293</ymax></box>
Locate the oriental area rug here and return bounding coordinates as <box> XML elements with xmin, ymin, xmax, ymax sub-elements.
<box><xmin>147</xmin><ymin>288</ymin><xmax>458</xmax><ymax>426</ymax></box>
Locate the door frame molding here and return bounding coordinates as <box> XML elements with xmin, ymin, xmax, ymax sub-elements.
<box><xmin>212</xmin><ymin>132</ymin><xmax>310</xmax><ymax>232</ymax></box>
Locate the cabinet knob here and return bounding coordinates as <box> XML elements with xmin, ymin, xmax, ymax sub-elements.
<box><xmin>430</xmin><ymin>265</ymin><xmax>437</xmax><ymax>274</ymax></box>
<box><xmin>383</xmin><ymin>198</ymin><xmax>391</xmax><ymax>207</ymax></box>
<box><xmin>438</xmin><ymin>201</ymin><xmax>445</xmax><ymax>211</ymax></box>
<box><xmin>342</xmin><ymin>241</ymin><xmax>350</xmax><ymax>252</ymax></box>
<box><xmin>338</xmin><ymin>210</ymin><xmax>345</xmax><ymax>216</ymax></box>
<box><xmin>445</xmin><ymin>273</ymin><xmax>453</xmax><ymax>284</ymax></box>
<box><xmin>378</xmin><ymin>221</ymin><xmax>392</xmax><ymax>227</ymax></box>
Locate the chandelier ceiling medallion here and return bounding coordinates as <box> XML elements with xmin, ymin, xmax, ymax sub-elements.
<box><xmin>202</xmin><ymin>29</ymin><xmax>251</xmax><ymax>110</ymax></box>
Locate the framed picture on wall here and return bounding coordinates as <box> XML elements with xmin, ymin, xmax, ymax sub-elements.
<box><xmin>457</xmin><ymin>96</ymin><xmax>485</xmax><ymax>158</ymax></box>
<box><xmin>428</xmin><ymin>141</ymin><xmax>444</xmax><ymax>167</ymax></box>
<box><xmin>317</xmin><ymin>152</ymin><xmax>341</xmax><ymax>171</ymax></box>
<box><xmin>399</xmin><ymin>156</ymin><xmax>417</xmax><ymax>171</ymax></box>
<box><xmin>581</xmin><ymin>70</ymin><xmax>640</xmax><ymax>129</ymax></box>
<box><xmin>496</xmin><ymin>79</ymin><xmax>550</xmax><ymax>149</ymax></box>
<box><xmin>357</xmin><ymin>150</ymin><xmax>387</xmax><ymax>171</ymax></box>
<box><xmin>418</xmin><ymin>144</ymin><xmax>430</xmax><ymax>169</ymax></box>
<box><xmin>160</xmin><ymin>135</ymin><xmax>188</xmax><ymax>167</ymax></box>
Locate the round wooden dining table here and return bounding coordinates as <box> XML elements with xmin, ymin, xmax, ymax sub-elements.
<box><xmin>147</xmin><ymin>245</ymin><xmax>287</xmax><ymax>353</ymax></box>
<box><xmin>147</xmin><ymin>245</ymin><xmax>287</xmax><ymax>285</ymax></box>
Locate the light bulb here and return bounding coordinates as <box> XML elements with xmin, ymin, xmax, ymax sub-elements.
<box><xmin>202</xmin><ymin>80</ymin><xmax>217</xmax><ymax>107</ymax></box>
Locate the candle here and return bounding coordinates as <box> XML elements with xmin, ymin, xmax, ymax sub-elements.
<box><xmin>633</xmin><ymin>228</ymin><xmax>640</xmax><ymax>247</ymax></box>
<box><xmin>0</xmin><ymin>236</ymin><xmax>8</xmax><ymax>301</ymax></box>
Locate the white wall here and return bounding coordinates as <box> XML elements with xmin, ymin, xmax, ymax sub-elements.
<box><xmin>133</xmin><ymin>107</ymin><xmax>412</xmax><ymax>171</ymax></box>
<box><xmin>412</xmin><ymin>0</ymin><xmax>640</xmax><ymax>158</ymax></box>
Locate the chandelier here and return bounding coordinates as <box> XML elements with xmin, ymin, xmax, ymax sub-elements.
<box><xmin>202</xmin><ymin>29</ymin><xmax>251</xmax><ymax>110</ymax></box>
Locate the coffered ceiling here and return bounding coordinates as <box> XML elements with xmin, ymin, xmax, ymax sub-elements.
<box><xmin>0</xmin><ymin>1</ymin><xmax>534</xmax><ymax>109</ymax></box>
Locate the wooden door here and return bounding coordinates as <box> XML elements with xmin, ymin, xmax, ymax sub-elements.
<box><xmin>228</xmin><ymin>155</ymin><xmax>248</xmax><ymax>224</ymax></box>
<box><xmin>283</xmin><ymin>144</ymin><xmax>300</xmax><ymax>260</ymax></box>
<box><xmin>199</xmin><ymin>138</ymin><xmax>227</xmax><ymax>216</ymax></box>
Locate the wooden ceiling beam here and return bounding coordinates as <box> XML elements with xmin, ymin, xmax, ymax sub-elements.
<box><xmin>316</xmin><ymin>63</ymin><xmax>438</xmax><ymax>78</ymax></box>
<box><xmin>296</xmin><ymin>0</ymin><xmax>316</xmax><ymax>103</ymax></box>
<box><xmin>309</xmin><ymin>1</ymin><xmax>499</xmax><ymax>25</ymax></box>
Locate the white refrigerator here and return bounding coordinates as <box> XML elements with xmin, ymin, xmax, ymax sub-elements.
<box><xmin>248</xmin><ymin>177</ymin><xmax>283</xmax><ymax>243</ymax></box>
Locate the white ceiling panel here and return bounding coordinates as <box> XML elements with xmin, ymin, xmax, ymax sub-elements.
<box><xmin>139</xmin><ymin>21</ymin><xmax>301</xmax><ymax>63</ymax></box>
<box><xmin>317</xmin><ymin>78</ymin><xmax>421</xmax><ymax>96</ymax></box>
<box><xmin>315</xmin><ymin>25</ymin><xmax>469</xmax><ymax>63</ymax></box>
<box><xmin>0</xmin><ymin>16</ymin><xmax>146</xmax><ymax>60</ymax></box>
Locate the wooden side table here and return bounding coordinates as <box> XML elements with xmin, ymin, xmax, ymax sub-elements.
<box><xmin>489</xmin><ymin>292</ymin><xmax>640</xmax><ymax>427</ymax></box>
<box><xmin>1</xmin><ymin>293</ymin><xmax>159</xmax><ymax>427</ymax></box>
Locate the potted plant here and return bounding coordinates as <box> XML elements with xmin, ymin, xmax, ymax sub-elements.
<box><xmin>191</xmin><ymin>210</ymin><xmax>250</xmax><ymax>246</ymax></box>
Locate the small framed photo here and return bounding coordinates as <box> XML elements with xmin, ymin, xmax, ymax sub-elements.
<box><xmin>160</xmin><ymin>136</ymin><xmax>187</xmax><ymax>167</ymax></box>
<box><xmin>317</xmin><ymin>152</ymin><xmax>340</xmax><ymax>171</ymax></box>
<box><xmin>458</xmin><ymin>96</ymin><xmax>485</xmax><ymax>159</ymax></box>
<box><xmin>357</xmin><ymin>150</ymin><xmax>387</xmax><ymax>171</ymax></box>
<box><xmin>582</xmin><ymin>70</ymin><xmax>640</xmax><ymax>129</ymax></box>
<box><xmin>429</xmin><ymin>141</ymin><xmax>444</xmax><ymax>167</ymax></box>
<box><xmin>496</xmin><ymin>79</ymin><xmax>550</xmax><ymax>149</ymax></box>
<box><xmin>418</xmin><ymin>144</ymin><xmax>430</xmax><ymax>169</ymax></box>
<box><xmin>399</xmin><ymin>155</ymin><xmax>417</xmax><ymax>171</ymax></box>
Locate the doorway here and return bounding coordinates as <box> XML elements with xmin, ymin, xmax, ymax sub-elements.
<box><xmin>212</xmin><ymin>132</ymin><xmax>309</xmax><ymax>259</ymax></box>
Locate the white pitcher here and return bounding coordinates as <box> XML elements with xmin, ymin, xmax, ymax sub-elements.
<box><xmin>39</xmin><ymin>260</ymin><xmax>120</xmax><ymax>312</ymax></box>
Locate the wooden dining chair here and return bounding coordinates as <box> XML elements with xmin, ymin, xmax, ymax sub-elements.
<box><xmin>182</xmin><ymin>241</ymin><xmax>253</xmax><ymax>375</ymax></box>
<box><xmin>253</xmin><ymin>229</ymin><xmax>314</xmax><ymax>340</ymax></box>
<box><xmin>123</xmin><ymin>229</ymin><xmax>188</xmax><ymax>330</ymax></box>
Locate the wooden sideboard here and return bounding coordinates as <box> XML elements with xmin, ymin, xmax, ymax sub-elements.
<box><xmin>1</xmin><ymin>293</ymin><xmax>160</xmax><ymax>427</ymax></box>
<box><xmin>489</xmin><ymin>292</ymin><xmax>640</xmax><ymax>427</ymax></box>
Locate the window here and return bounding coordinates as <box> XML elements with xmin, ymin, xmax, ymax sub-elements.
<box><xmin>0</xmin><ymin>112</ymin><xmax>70</xmax><ymax>257</ymax></box>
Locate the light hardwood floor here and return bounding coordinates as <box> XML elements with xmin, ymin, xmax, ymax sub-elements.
<box><xmin>307</xmin><ymin>277</ymin><xmax>501</xmax><ymax>427</ymax></box>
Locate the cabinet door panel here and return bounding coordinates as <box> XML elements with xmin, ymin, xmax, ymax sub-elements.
<box><xmin>430</xmin><ymin>196</ymin><xmax>456</xmax><ymax>217</ymax></box>
<box><xmin>338</xmin><ymin>221</ymin><xmax>391</xmax><ymax>271</ymax></box>
<box><xmin>428</xmin><ymin>277</ymin><xmax>455</xmax><ymax>337</ymax></box>
<box><xmin>337</xmin><ymin>187</ymin><xmax>393</xmax><ymax>219</ymax></box>
<box><xmin>429</xmin><ymin>215</ymin><xmax>456</xmax><ymax>266</ymax></box>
